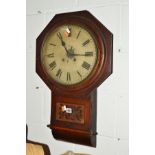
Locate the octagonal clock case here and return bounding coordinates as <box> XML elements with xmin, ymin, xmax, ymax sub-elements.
<box><xmin>36</xmin><ymin>10</ymin><xmax>113</xmax><ymax>147</ymax></box>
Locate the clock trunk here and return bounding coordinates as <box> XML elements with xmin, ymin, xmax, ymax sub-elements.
<box><xmin>48</xmin><ymin>89</ymin><xmax>97</xmax><ymax>147</ymax></box>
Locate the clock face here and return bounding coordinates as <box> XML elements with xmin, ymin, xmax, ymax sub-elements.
<box><xmin>41</xmin><ymin>24</ymin><xmax>99</xmax><ymax>85</ymax></box>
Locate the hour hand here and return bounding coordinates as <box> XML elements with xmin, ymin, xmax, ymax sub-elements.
<box><xmin>57</xmin><ymin>32</ymin><xmax>68</xmax><ymax>53</ymax></box>
<box><xmin>57</xmin><ymin>32</ymin><xmax>63</xmax><ymax>40</ymax></box>
<box><xmin>57</xmin><ymin>32</ymin><xmax>65</xmax><ymax>46</ymax></box>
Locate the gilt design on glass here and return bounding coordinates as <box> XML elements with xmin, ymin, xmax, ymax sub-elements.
<box><xmin>41</xmin><ymin>24</ymin><xmax>99</xmax><ymax>85</ymax></box>
<box><xmin>56</xmin><ymin>102</ymin><xmax>85</xmax><ymax>124</ymax></box>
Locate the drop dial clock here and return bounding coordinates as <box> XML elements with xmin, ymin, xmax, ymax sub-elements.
<box><xmin>36</xmin><ymin>11</ymin><xmax>113</xmax><ymax>147</ymax></box>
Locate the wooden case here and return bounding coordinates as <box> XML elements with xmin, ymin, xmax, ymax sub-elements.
<box><xmin>36</xmin><ymin>10</ymin><xmax>113</xmax><ymax>147</ymax></box>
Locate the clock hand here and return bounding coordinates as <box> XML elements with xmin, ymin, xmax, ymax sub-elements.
<box><xmin>70</xmin><ymin>53</ymin><xmax>86</xmax><ymax>56</ymax></box>
<box><xmin>69</xmin><ymin>53</ymin><xmax>93</xmax><ymax>56</ymax></box>
<box><xmin>57</xmin><ymin>32</ymin><xmax>69</xmax><ymax>54</ymax></box>
<box><xmin>67</xmin><ymin>47</ymin><xmax>93</xmax><ymax>57</ymax></box>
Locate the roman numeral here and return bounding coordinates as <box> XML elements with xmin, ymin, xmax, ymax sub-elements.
<box><xmin>85</xmin><ymin>52</ymin><xmax>93</xmax><ymax>56</ymax></box>
<box><xmin>56</xmin><ymin>69</ymin><xmax>62</xmax><ymax>78</ymax></box>
<box><xmin>82</xmin><ymin>61</ymin><xmax>91</xmax><ymax>70</ymax></box>
<box><xmin>77</xmin><ymin>71</ymin><xmax>82</xmax><ymax>78</ymax></box>
<box><xmin>76</xmin><ymin>30</ymin><xmax>81</xmax><ymax>39</ymax></box>
<box><xmin>49</xmin><ymin>43</ymin><xmax>56</xmax><ymax>46</ymax></box>
<box><xmin>67</xmin><ymin>72</ymin><xmax>71</xmax><ymax>81</ymax></box>
<box><xmin>82</xmin><ymin>39</ymin><xmax>90</xmax><ymax>46</ymax></box>
<box><xmin>49</xmin><ymin>61</ymin><xmax>56</xmax><ymax>70</ymax></box>
<box><xmin>47</xmin><ymin>53</ymin><xmax>54</xmax><ymax>57</ymax></box>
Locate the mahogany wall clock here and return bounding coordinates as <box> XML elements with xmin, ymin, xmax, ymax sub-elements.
<box><xmin>36</xmin><ymin>10</ymin><xmax>113</xmax><ymax>147</ymax></box>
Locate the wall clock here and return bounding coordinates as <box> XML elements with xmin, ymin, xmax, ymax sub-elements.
<box><xmin>36</xmin><ymin>10</ymin><xmax>113</xmax><ymax>147</ymax></box>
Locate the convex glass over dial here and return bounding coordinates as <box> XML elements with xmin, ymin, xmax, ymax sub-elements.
<box><xmin>41</xmin><ymin>24</ymin><xmax>98</xmax><ymax>85</ymax></box>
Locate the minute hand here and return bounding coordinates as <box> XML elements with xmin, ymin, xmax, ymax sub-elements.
<box><xmin>70</xmin><ymin>53</ymin><xmax>93</xmax><ymax>56</ymax></box>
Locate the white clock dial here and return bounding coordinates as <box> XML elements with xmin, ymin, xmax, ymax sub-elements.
<box><xmin>41</xmin><ymin>24</ymin><xmax>98</xmax><ymax>85</ymax></box>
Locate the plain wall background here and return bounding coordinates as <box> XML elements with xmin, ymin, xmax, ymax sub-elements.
<box><xmin>26</xmin><ymin>0</ymin><xmax>129</xmax><ymax>154</ymax></box>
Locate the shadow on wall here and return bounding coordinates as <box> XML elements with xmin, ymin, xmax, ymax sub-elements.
<box><xmin>62</xmin><ymin>151</ymin><xmax>91</xmax><ymax>155</ymax></box>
